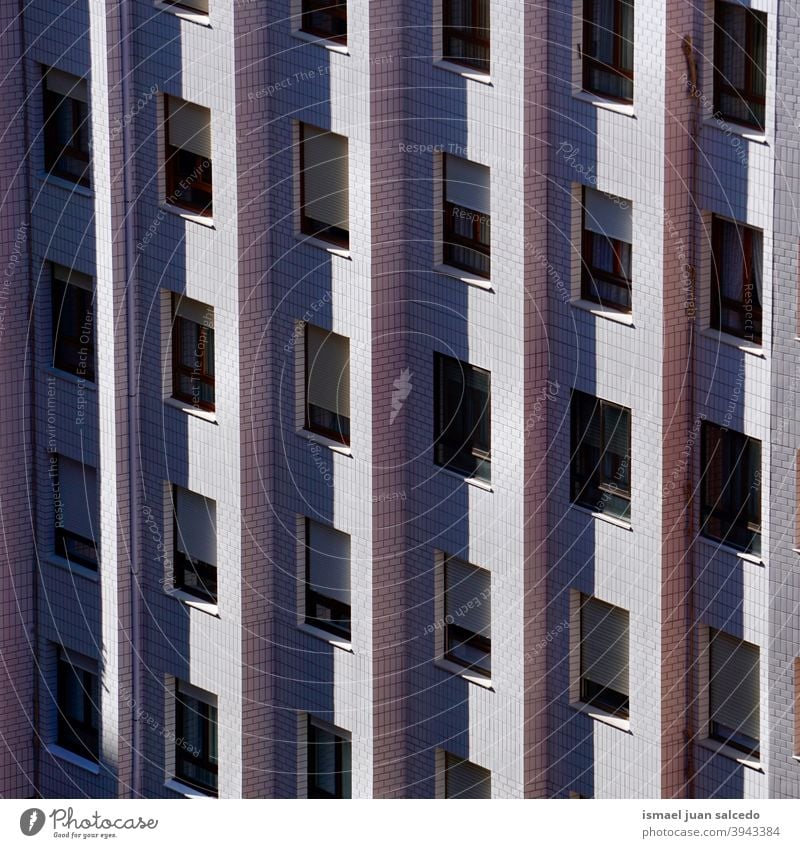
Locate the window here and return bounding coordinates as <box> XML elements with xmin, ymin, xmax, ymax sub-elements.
<box><xmin>51</xmin><ymin>265</ymin><xmax>95</xmax><ymax>381</ymax></box>
<box><xmin>444</xmin><ymin>557</ymin><xmax>491</xmax><ymax>676</ymax></box>
<box><xmin>43</xmin><ymin>68</ymin><xmax>91</xmax><ymax>186</ymax></box>
<box><xmin>175</xmin><ymin>681</ymin><xmax>218</xmax><ymax>795</ymax></box>
<box><xmin>164</xmin><ymin>95</ymin><xmax>212</xmax><ymax>216</ymax></box>
<box><xmin>162</xmin><ymin>0</ymin><xmax>209</xmax><ymax>13</ymax></box>
<box><xmin>301</xmin><ymin>0</ymin><xmax>346</xmax><ymax>44</ymax></box>
<box><xmin>300</xmin><ymin>124</ymin><xmax>349</xmax><ymax>247</ymax></box>
<box><xmin>794</xmin><ymin>658</ymin><xmax>800</xmax><ymax>757</ymax></box>
<box><xmin>173</xmin><ymin>487</ymin><xmax>217</xmax><ymax>603</ymax></box>
<box><xmin>442</xmin><ymin>155</ymin><xmax>490</xmax><ymax>278</ymax></box>
<box><xmin>581</xmin><ymin>188</ymin><xmax>633</xmax><ymax>312</ymax></box>
<box><xmin>710</xmin><ymin>216</ymin><xmax>762</xmax><ymax>344</ymax></box>
<box><xmin>582</xmin><ymin>0</ymin><xmax>634</xmax><ymax>102</ymax></box>
<box><xmin>172</xmin><ymin>295</ymin><xmax>215</xmax><ymax>412</ymax></box>
<box><xmin>442</xmin><ymin>0</ymin><xmax>490</xmax><ymax>73</ymax></box>
<box><xmin>56</xmin><ymin>649</ymin><xmax>99</xmax><ymax>761</ymax></box>
<box><xmin>707</xmin><ymin>629</ymin><xmax>759</xmax><ymax>756</ymax></box>
<box><xmin>570</xmin><ymin>391</ymin><xmax>631</xmax><ymax>521</ymax></box>
<box><xmin>713</xmin><ymin>1</ymin><xmax>766</xmax><ymax>130</ymax></box>
<box><xmin>304</xmin><ymin>324</ymin><xmax>350</xmax><ymax>444</ymax></box>
<box><xmin>307</xmin><ymin>718</ymin><xmax>351</xmax><ymax>798</ymax></box>
<box><xmin>579</xmin><ymin>595</ymin><xmax>629</xmax><ymax>717</ymax></box>
<box><xmin>444</xmin><ymin>753</ymin><xmax>490</xmax><ymax>799</ymax></box>
<box><xmin>305</xmin><ymin>519</ymin><xmax>351</xmax><ymax>638</ymax></box>
<box><xmin>700</xmin><ymin>422</ymin><xmax>761</xmax><ymax>555</ymax></box>
<box><xmin>434</xmin><ymin>353</ymin><xmax>491</xmax><ymax>482</ymax></box>
<box><xmin>54</xmin><ymin>456</ymin><xmax>98</xmax><ymax>570</ymax></box>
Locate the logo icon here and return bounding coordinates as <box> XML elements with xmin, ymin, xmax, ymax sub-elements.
<box><xmin>20</xmin><ymin>809</ymin><xmax>45</xmax><ymax>836</ymax></box>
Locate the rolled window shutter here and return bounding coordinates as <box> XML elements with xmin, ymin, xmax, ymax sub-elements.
<box><xmin>445</xmin><ymin>558</ymin><xmax>490</xmax><ymax>637</ymax></box>
<box><xmin>46</xmin><ymin>69</ymin><xmax>88</xmax><ymax>103</ymax></box>
<box><xmin>307</xmin><ymin>325</ymin><xmax>350</xmax><ymax>417</ymax></box>
<box><xmin>308</xmin><ymin>521</ymin><xmax>350</xmax><ymax>604</ymax></box>
<box><xmin>167</xmin><ymin>97</ymin><xmax>211</xmax><ymax>159</ymax></box>
<box><xmin>176</xmin><ymin>488</ymin><xmax>217</xmax><ymax>565</ymax></box>
<box><xmin>445</xmin><ymin>156</ymin><xmax>490</xmax><ymax>215</ymax></box>
<box><xmin>581</xmin><ymin>597</ymin><xmax>629</xmax><ymax>695</ymax></box>
<box><xmin>584</xmin><ymin>188</ymin><xmax>632</xmax><ymax>244</ymax></box>
<box><xmin>445</xmin><ymin>754</ymin><xmax>491</xmax><ymax>799</ymax></box>
<box><xmin>710</xmin><ymin>631</ymin><xmax>760</xmax><ymax>740</ymax></box>
<box><xmin>53</xmin><ymin>264</ymin><xmax>93</xmax><ymax>293</ymax></box>
<box><xmin>168</xmin><ymin>0</ymin><xmax>208</xmax><ymax>12</ymax></box>
<box><xmin>576</xmin><ymin>393</ymin><xmax>601</xmax><ymax>449</ymax></box>
<box><xmin>302</xmin><ymin>125</ymin><xmax>349</xmax><ymax>230</ymax></box>
<box><xmin>59</xmin><ymin>457</ymin><xmax>97</xmax><ymax>540</ymax></box>
<box><xmin>174</xmin><ymin>294</ymin><xmax>214</xmax><ymax>330</ymax></box>
<box><xmin>603</xmin><ymin>404</ymin><xmax>629</xmax><ymax>457</ymax></box>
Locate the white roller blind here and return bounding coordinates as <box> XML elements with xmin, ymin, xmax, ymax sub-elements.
<box><xmin>445</xmin><ymin>156</ymin><xmax>490</xmax><ymax>215</ymax></box>
<box><xmin>302</xmin><ymin>125</ymin><xmax>349</xmax><ymax>230</ymax></box>
<box><xmin>45</xmin><ymin>68</ymin><xmax>88</xmax><ymax>103</ymax></box>
<box><xmin>308</xmin><ymin>520</ymin><xmax>350</xmax><ymax>604</ymax></box>
<box><xmin>445</xmin><ymin>754</ymin><xmax>491</xmax><ymax>799</ymax></box>
<box><xmin>176</xmin><ymin>488</ymin><xmax>217</xmax><ymax>565</ymax></box>
<box><xmin>174</xmin><ymin>294</ymin><xmax>214</xmax><ymax>330</ymax></box>
<box><xmin>580</xmin><ymin>597</ymin><xmax>629</xmax><ymax>695</ymax></box>
<box><xmin>710</xmin><ymin>631</ymin><xmax>760</xmax><ymax>741</ymax></box>
<box><xmin>167</xmin><ymin>96</ymin><xmax>211</xmax><ymax>159</ymax></box>
<box><xmin>59</xmin><ymin>457</ymin><xmax>97</xmax><ymax>540</ymax></box>
<box><xmin>446</xmin><ymin>558</ymin><xmax>490</xmax><ymax>637</ymax></box>
<box><xmin>53</xmin><ymin>264</ymin><xmax>93</xmax><ymax>293</ymax></box>
<box><xmin>307</xmin><ymin>325</ymin><xmax>350</xmax><ymax>417</ymax></box>
<box><xmin>584</xmin><ymin>187</ymin><xmax>632</xmax><ymax>243</ymax></box>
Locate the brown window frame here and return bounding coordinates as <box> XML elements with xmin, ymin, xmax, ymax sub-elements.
<box><xmin>172</xmin><ymin>308</ymin><xmax>215</xmax><ymax>413</ymax></box>
<box><xmin>172</xmin><ymin>486</ymin><xmax>218</xmax><ymax>604</ymax></box>
<box><xmin>442</xmin><ymin>0</ymin><xmax>490</xmax><ymax>74</ymax></box>
<box><xmin>299</xmin><ymin>124</ymin><xmax>350</xmax><ymax>248</ymax></box>
<box><xmin>301</xmin><ymin>0</ymin><xmax>347</xmax><ymax>45</ymax></box>
<box><xmin>164</xmin><ymin>96</ymin><xmax>213</xmax><ymax>217</ymax></box>
<box><xmin>443</xmin><ymin>558</ymin><xmax>491</xmax><ymax>677</ymax></box>
<box><xmin>175</xmin><ymin>686</ymin><xmax>218</xmax><ymax>796</ymax></box>
<box><xmin>442</xmin><ymin>156</ymin><xmax>491</xmax><ymax>279</ymax></box>
<box><xmin>303</xmin><ymin>324</ymin><xmax>351</xmax><ymax>445</ymax></box>
<box><xmin>582</xmin><ymin>0</ymin><xmax>634</xmax><ymax>103</ymax></box>
<box><xmin>581</xmin><ymin>193</ymin><xmax>632</xmax><ymax>312</ymax></box>
<box><xmin>43</xmin><ymin>81</ymin><xmax>91</xmax><ymax>187</ymax></box>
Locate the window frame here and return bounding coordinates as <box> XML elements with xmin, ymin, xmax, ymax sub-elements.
<box><xmin>175</xmin><ymin>684</ymin><xmax>219</xmax><ymax>796</ymax></box>
<box><xmin>304</xmin><ymin>518</ymin><xmax>351</xmax><ymax>639</ymax></box>
<box><xmin>164</xmin><ymin>95</ymin><xmax>213</xmax><ymax>217</ymax></box>
<box><xmin>443</xmin><ymin>752</ymin><xmax>491</xmax><ymax>799</ymax></box>
<box><xmin>581</xmin><ymin>190</ymin><xmax>633</xmax><ymax>312</ymax></box>
<box><xmin>56</xmin><ymin>649</ymin><xmax>100</xmax><ymax>761</ymax></box>
<box><xmin>172</xmin><ymin>486</ymin><xmax>218</xmax><ymax>604</ymax></box>
<box><xmin>171</xmin><ymin>306</ymin><xmax>215</xmax><ymax>412</ymax></box>
<box><xmin>442</xmin><ymin>0</ymin><xmax>490</xmax><ymax>74</ymax></box>
<box><xmin>442</xmin><ymin>155</ymin><xmax>491</xmax><ymax>278</ymax></box>
<box><xmin>51</xmin><ymin>267</ymin><xmax>95</xmax><ymax>382</ymax></box>
<box><xmin>581</xmin><ymin>0</ymin><xmax>634</xmax><ymax>103</ymax></box>
<box><xmin>578</xmin><ymin>595</ymin><xmax>630</xmax><ymax>719</ymax></box>
<box><xmin>53</xmin><ymin>455</ymin><xmax>98</xmax><ymax>571</ymax></box>
<box><xmin>299</xmin><ymin>123</ymin><xmax>350</xmax><ymax>248</ymax></box>
<box><xmin>42</xmin><ymin>74</ymin><xmax>91</xmax><ymax>187</ymax></box>
<box><xmin>307</xmin><ymin>718</ymin><xmax>352</xmax><ymax>799</ymax></box>
<box><xmin>301</xmin><ymin>0</ymin><xmax>347</xmax><ymax>45</ymax></box>
<box><xmin>304</xmin><ymin>323</ymin><xmax>351</xmax><ymax>445</ymax></box>
<box><xmin>443</xmin><ymin>557</ymin><xmax>491</xmax><ymax>677</ymax></box>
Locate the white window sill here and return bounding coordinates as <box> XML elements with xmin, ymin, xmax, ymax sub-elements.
<box><xmin>298</xmin><ymin>429</ymin><xmax>352</xmax><ymax>456</ymax></box>
<box><xmin>435</xmin><ymin>464</ymin><xmax>493</xmax><ymax>492</ymax></box>
<box><xmin>38</xmin><ymin>172</ymin><xmax>94</xmax><ymax>198</ymax></box>
<box><xmin>47</xmin><ymin>744</ymin><xmax>101</xmax><ymax>774</ymax></box>
<box><xmin>166</xmin><ymin>588</ymin><xmax>219</xmax><ymax>617</ymax></box>
<box><xmin>700</xmin><ymin>327</ymin><xmax>765</xmax><ymax>358</ymax></box>
<box><xmin>296</xmin><ymin>233</ymin><xmax>352</xmax><ymax>259</ymax></box>
<box><xmin>153</xmin><ymin>1</ymin><xmax>210</xmax><ymax>26</ymax></box>
<box><xmin>432</xmin><ymin>60</ymin><xmax>492</xmax><ymax>86</ymax></box>
<box><xmin>434</xmin><ymin>264</ymin><xmax>493</xmax><ymax>292</ymax></box>
<box><xmin>570</xmin><ymin>298</ymin><xmax>634</xmax><ymax>326</ymax></box>
<box><xmin>45</xmin><ymin>555</ymin><xmax>100</xmax><ymax>583</ymax></box>
<box><xmin>571</xmin><ymin>89</ymin><xmax>635</xmax><ymax>118</ymax></box>
<box><xmin>702</xmin><ymin>115</ymin><xmax>767</xmax><ymax>145</ymax></box>
<box><xmin>165</xmin><ymin>778</ymin><xmax>216</xmax><ymax>798</ymax></box>
<box><xmin>298</xmin><ymin>623</ymin><xmax>353</xmax><ymax>653</ymax></box>
<box><xmin>698</xmin><ymin>738</ymin><xmax>763</xmax><ymax>772</ymax></box>
<box><xmin>291</xmin><ymin>29</ymin><xmax>350</xmax><ymax>55</ymax></box>
<box><xmin>162</xmin><ymin>203</ymin><xmax>215</xmax><ymax>229</ymax></box>
<box><xmin>570</xmin><ymin>702</ymin><xmax>631</xmax><ymax>733</ymax></box>
<box><xmin>571</xmin><ymin>503</ymin><xmax>632</xmax><ymax>531</ymax></box>
<box><xmin>43</xmin><ymin>365</ymin><xmax>97</xmax><ymax>390</ymax></box>
<box><xmin>699</xmin><ymin>534</ymin><xmax>764</xmax><ymax>566</ymax></box>
<box><xmin>164</xmin><ymin>396</ymin><xmax>218</xmax><ymax>424</ymax></box>
<box><xmin>434</xmin><ymin>658</ymin><xmax>494</xmax><ymax>690</ymax></box>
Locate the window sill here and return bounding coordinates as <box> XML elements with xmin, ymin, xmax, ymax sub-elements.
<box><xmin>153</xmin><ymin>1</ymin><xmax>211</xmax><ymax>26</ymax></box>
<box><xmin>38</xmin><ymin>172</ymin><xmax>94</xmax><ymax>198</ymax></box>
<box><xmin>571</xmin><ymin>503</ymin><xmax>632</xmax><ymax>531</ymax></box>
<box><xmin>432</xmin><ymin>60</ymin><xmax>492</xmax><ymax>86</ymax></box>
<box><xmin>570</xmin><ymin>298</ymin><xmax>634</xmax><ymax>326</ymax></box>
<box><xmin>162</xmin><ymin>203</ymin><xmax>216</xmax><ymax>229</ymax></box>
<box><xmin>700</xmin><ymin>327</ymin><xmax>764</xmax><ymax>358</ymax></box>
<box><xmin>571</xmin><ymin>90</ymin><xmax>635</xmax><ymax>118</ymax></box>
<box><xmin>43</xmin><ymin>365</ymin><xmax>97</xmax><ymax>390</ymax></box>
<box><xmin>47</xmin><ymin>744</ymin><xmax>101</xmax><ymax>774</ymax></box>
<box><xmin>570</xmin><ymin>702</ymin><xmax>632</xmax><ymax>733</ymax></box>
<box><xmin>164</xmin><ymin>396</ymin><xmax>218</xmax><ymax>424</ymax></box>
<box><xmin>702</xmin><ymin>115</ymin><xmax>767</xmax><ymax>145</ymax></box>
<box><xmin>166</xmin><ymin>588</ymin><xmax>220</xmax><ymax>617</ymax></box>
<box><xmin>435</xmin><ymin>464</ymin><xmax>493</xmax><ymax>492</ymax></box>
<box><xmin>698</xmin><ymin>738</ymin><xmax>763</xmax><ymax>772</ymax></box>
<box><xmin>291</xmin><ymin>29</ymin><xmax>350</xmax><ymax>55</ymax></box>
<box><xmin>45</xmin><ymin>555</ymin><xmax>100</xmax><ymax>583</ymax></box>
<box><xmin>434</xmin><ymin>658</ymin><xmax>494</xmax><ymax>690</ymax></box>
<box><xmin>699</xmin><ymin>534</ymin><xmax>763</xmax><ymax>566</ymax></box>
<box><xmin>296</xmin><ymin>233</ymin><xmax>352</xmax><ymax>259</ymax></box>
<box><xmin>298</xmin><ymin>429</ymin><xmax>352</xmax><ymax>456</ymax></box>
<box><xmin>434</xmin><ymin>264</ymin><xmax>493</xmax><ymax>292</ymax></box>
<box><xmin>298</xmin><ymin>623</ymin><xmax>353</xmax><ymax>653</ymax></box>
<box><xmin>165</xmin><ymin>778</ymin><xmax>217</xmax><ymax>798</ymax></box>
